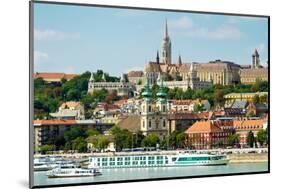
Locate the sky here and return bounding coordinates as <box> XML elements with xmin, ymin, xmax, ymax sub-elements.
<box><xmin>33</xmin><ymin>3</ymin><xmax>269</xmax><ymax>76</ymax></box>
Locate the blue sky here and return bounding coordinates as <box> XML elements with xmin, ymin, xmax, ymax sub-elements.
<box><xmin>34</xmin><ymin>3</ymin><xmax>268</xmax><ymax>76</ymax></box>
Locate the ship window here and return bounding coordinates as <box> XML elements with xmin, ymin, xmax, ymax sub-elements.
<box><xmin>172</xmin><ymin>157</ymin><xmax>177</xmax><ymax>162</ymax></box>
<box><xmin>117</xmin><ymin>157</ymin><xmax>123</xmax><ymax>161</ymax></box>
<box><xmin>117</xmin><ymin>162</ymin><xmax>123</xmax><ymax>165</ymax></box>
<box><xmin>110</xmin><ymin>162</ymin><xmax>115</xmax><ymax>166</ymax></box>
<box><xmin>125</xmin><ymin>157</ymin><xmax>130</xmax><ymax>161</ymax></box>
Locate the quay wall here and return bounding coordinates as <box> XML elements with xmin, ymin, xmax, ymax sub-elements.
<box><xmin>228</xmin><ymin>153</ymin><xmax>268</xmax><ymax>163</ymax></box>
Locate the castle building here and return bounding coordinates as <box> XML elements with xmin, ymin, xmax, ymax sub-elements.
<box><xmin>144</xmin><ymin>19</ymin><xmax>240</xmax><ymax>87</ymax></box>
<box><xmin>88</xmin><ymin>72</ymin><xmax>136</xmax><ymax>97</ymax></box>
<box><xmin>140</xmin><ymin>79</ymin><xmax>169</xmax><ymax>139</ymax></box>
<box><xmin>240</xmin><ymin>49</ymin><xmax>268</xmax><ymax>84</ymax></box>
<box><xmin>158</xmin><ymin>62</ymin><xmax>212</xmax><ymax>90</ymax></box>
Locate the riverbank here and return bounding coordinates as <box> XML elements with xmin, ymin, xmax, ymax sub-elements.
<box><xmin>228</xmin><ymin>153</ymin><xmax>268</xmax><ymax>163</ymax></box>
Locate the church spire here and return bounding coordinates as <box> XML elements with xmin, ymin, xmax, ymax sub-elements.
<box><xmin>164</xmin><ymin>18</ymin><xmax>168</xmax><ymax>39</ymax></box>
<box><xmin>161</xmin><ymin>19</ymin><xmax>172</xmax><ymax>65</ymax></box>
<box><xmin>156</xmin><ymin>51</ymin><xmax>160</xmax><ymax>64</ymax></box>
<box><xmin>177</xmin><ymin>55</ymin><xmax>182</xmax><ymax>65</ymax></box>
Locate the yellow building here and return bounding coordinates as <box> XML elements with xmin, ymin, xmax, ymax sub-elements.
<box><xmin>224</xmin><ymin>92</ymin><xmax>268</xmax><ymax>105</ymax></box>
<box><xmin>240</xmin><ymin>68</ymin><xmax>268</xmax><ymax>84</ymax></box>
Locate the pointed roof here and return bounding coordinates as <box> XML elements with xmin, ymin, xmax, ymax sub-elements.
<box><xmin>101</xmin><ymin>72</ymin><xmax>107</xmax><ymax>82</ymax></box>
<box><xmin>177</xmin><ymin>55</ymin><xmax>182</xmax><ymax>65</ymax></box>
<box><xmin>89</xmin><ymin>72</ymin><xmax>95</xmax><ymax>82</ymax></box>
<box><xmin>164</xmin><ymin>18</ymin><xmax>169</xmax><ymax>39</ymax></box>
<box><xmin>253</xmin><ymin>48</ymin><xmax>259</xmax><ymax>56</ymax></box>
<box><xmin>156</xmin><ymin>51</ymin><xmax>160</xmax><ymax>64</ymax></box>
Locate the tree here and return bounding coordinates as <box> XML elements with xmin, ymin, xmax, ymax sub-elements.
<box><xmin>259</xmin><ymin>94</ymin><xmax>268</xmax><ymax>104</ymax></box>
<box><xmin>72</xmin><ymin>137</ymin><xmax>87</xmax><ymax>153</ymax></box>
<box><xmin>86</xmin><ymin>128</ymin><xmax>99</xmax><ymax>137</ymax></box>
<box><xmin>176</xmin><ymin>132</ymin><xmax>187</xmax><ymax>148</ymax></box>
<box><xmin>257</xmin><ymin>129</ymin><xmax>268</xmax><ymax>146</ymax></box>
<box><xmin>141</xmin><ymin>134</ymin><xmax>160</xmax><ymax>147</ymax></box>
<box><xmin>193</xmin><ymin>103</ymin><xmax>205</xmax><ymax>112</ymax></box>
<box><xmin>137</xmin><ymin>79</ymin><xmax>142</xmax><ymax>85</ymax></box>
<box><xmin>252</xmin><ymin>94</ymin><xmax>260</xmax><ymax>104</ymax></box>
<box><xmin>214</xmin><ymin>89</ymin><xmax>224</xmax><ymax>107</ymax></box>
<box><xmin>227</xmin><ymin>133</ymin><xmax>240</xmax><ymax>147</ymax></box>
<box><xmin>92</xmin><ymin>135</ymin><xmax>110</xmax><ymax>152</ymax></box>
<box><xmin>64</xmin><ymin>126</ymin><xmax>86</xmax><ymax>151</ymax></box>
<box><xmin>246</xmin><ymin>130</ymin><xmax>255</xmax><ymax>148</ymax></box>
<box><xmin>110</xmin><ymin>127</ymin><xmax>131</xmax><ymax>151</ymax></box>
<box><xmin>40</xmin><ymin>144</ymin><xmax>54</xmax><ymax>154</ymax></box>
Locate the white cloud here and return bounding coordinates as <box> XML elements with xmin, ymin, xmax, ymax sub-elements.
<box><xmin>184</xmin><ymin>25</ymin><xmax>242</xmax><ymax>40</ymax></box>
<box><xmin>169</xmin><ymin>16</ymin><xmax>193</xmax><ymax>29</ymax></box>
<box><xmin>34</xmin><ymin>29</ymin><xmax>80</xmax><ymax>41</ymax></box>
<box><xmin>34</xmin><ymin>51</ymin><xmax>48</xmax><ymax>62</ymax></box>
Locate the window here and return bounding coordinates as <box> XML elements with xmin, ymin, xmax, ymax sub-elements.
<box><xmin>163</xmin><ymin>120</ymin><xmax>166</xmax><ymax>127</ymax></box>
<box><xmin>163</xmin><ymin>105</ymin><xmax>166</xmax><ymax>112</ymax></box>
<box><xmin>149</xmin><ymin>106</ymin><xmax>152</xmax><ymax>112</ymax></box>
<box><xmin>149</xmin><ymin>120</ymin><xmax>151</xmax><ymax>128</ymax></box>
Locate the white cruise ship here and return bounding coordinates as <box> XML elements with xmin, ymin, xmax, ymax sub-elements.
<box><xmin>88</xmin><ymin>151</ymin><xmax>229</xmax><ymax>169</ymax></box>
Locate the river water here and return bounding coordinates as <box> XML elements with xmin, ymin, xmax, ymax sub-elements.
<box><xmin>34</xmin><ymin>162</ymin><xmax>268</xmax><ymax>187</ymax></box>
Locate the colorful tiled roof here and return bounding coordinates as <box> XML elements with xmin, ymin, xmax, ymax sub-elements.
<box><xmin>33</xmin><ymin>120</ymin><xmax>77</xmax><ymax>125</ymax></box>
<box><xmin>33</xmin><ymin>72</ymin><xmax>77</xmax><ymax>80</ymax></box>
<box><xmin>186</xmin><ymin>121</ymin><xmax>222</xmax><ymax>134</ymax></box>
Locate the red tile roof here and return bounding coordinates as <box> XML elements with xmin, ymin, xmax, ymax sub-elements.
<box><xmin>233</xmin><ymin>120</ymin><xmax>265</xmax><ymax>127</ymax></box>
<box><xmin>33</xmin><ymin>72</ymin><xmax>77</xmax><ymax>80</ymax></box>
<box><xmin>33</xmin><ymin>120</ymin><xmax>77</xmax><ymax>125</ymax></box>
<box><xmin>60</xmin><ymin>101</ymin><xmax>81</xmax><ymax>109</ymax></box>
<box><xmin>186</xmin><ymin>121</ymin><xmax>222</xmax><ymax>133</ymax></box>
<box><xmin>172</xmin><ymin>99</ymin><xmax>209</xmax><ymax>105</ymax></box>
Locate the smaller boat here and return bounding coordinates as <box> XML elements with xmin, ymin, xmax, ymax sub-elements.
<box><xmin>47</xmin><ymin>168</ymin><xmax>102</xmax><ymax>178</ymax></box>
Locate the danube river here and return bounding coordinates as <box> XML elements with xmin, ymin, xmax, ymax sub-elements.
<box><xmin>34</xmin><ymin>162</ymin><xmax>268</xmax><ymax>186</ymax></box>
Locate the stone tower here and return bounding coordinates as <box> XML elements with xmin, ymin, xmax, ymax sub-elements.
<box><xmin>252</xmin><ymin>49</ymin><xmax>260</xmax><ymax>69</ymax></box>
<box><xmin>161</xmin><ymin>19</ymin><xmax>172</xmax><ymax>65</ymax></box>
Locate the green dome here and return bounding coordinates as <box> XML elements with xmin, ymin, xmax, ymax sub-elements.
<box><xmin>141</xmin><ymin>80</ymin><xmax>152</xmax><ymax>99</ymax></box>
<box><xmin>156</xmin><ymin>79</ymin><xmax>167</xmax><ymax>99</ymax></box>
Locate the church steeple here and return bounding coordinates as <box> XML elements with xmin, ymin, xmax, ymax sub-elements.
<box><xmin>161</xmin><ymin>19</ymin><xmax>172</xmax><ymax>65</ymax></box>
<box><xmin>177</xmin><ymin>55</ymin><xmax>182</xmax><ymax>65</ymax></box>
<box><xmin>156</xmin><ymin>51</ymin><xmax>160</xmax><ymax>64</ymax></box>
<box><xmin>164</xmin><ymin>18</ymin><xmax>168</xmax><ymax>39</ymax></box>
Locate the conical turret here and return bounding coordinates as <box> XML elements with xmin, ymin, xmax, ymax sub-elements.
<box><xmin>89</xmin><ymin>72</ymin><xmax>95</xmax><ymax>82</ymax></box>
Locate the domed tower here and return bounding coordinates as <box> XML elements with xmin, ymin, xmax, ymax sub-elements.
<box><xmin>155</xmin><ymin>78</ymin><xmax>168</xmax><ymax>138</ymax></box>
<box><xmin>140</xmin><ymin>79</ymin><xmax>153</xmax><ymax>135</ymax></box>
<box><xmin>161</xmin><ymin>19</ymin><xmax>172</xmax><ymax>65</ymax></box>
